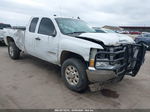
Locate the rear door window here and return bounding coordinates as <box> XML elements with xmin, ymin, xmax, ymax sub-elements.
<box><xmin>29</xmin><ymin>18</ymin><xmax>39</xmax><ymax>33</ymax></box>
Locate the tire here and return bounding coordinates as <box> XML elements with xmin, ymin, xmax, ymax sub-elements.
<box><xmin>8</xmin><ymin>42</ymin><xmax>20</xmax><ymax>60</ymax></box>
<box><xmin>61</xmin><ymin>58</ymin><xmax>88</xmax><ymax>93</ymax></box>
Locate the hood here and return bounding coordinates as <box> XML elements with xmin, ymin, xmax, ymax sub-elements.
<box><xmin>79</xmin><ymin>33</ymin><xmax>135</xmax><ymax>46</ymax></box>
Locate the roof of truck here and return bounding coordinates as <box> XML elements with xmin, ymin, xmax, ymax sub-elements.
<box><xmin>31</xmin><ymin>16</ymin><xmax>80</xmax><ymax>20</ymax></box>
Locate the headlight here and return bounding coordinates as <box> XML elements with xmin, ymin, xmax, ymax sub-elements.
<box><xmin>89</xmin><ymin>48</ymin><xmax>97</xmax><ymax>67</ymax></box>
<box><xmin>89</xmin><ymin>48</ymin><xmax>105</xmax><ymax>68</ymax></box>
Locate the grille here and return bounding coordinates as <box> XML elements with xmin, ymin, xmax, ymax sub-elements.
<box><xmin>97</xmin><ymin>45</ymin><xmax>126</xmax><ymax>65</ymax></box>
<box><xmin>95</xmin><ymin>43</ymin><xmax>146</xmax><ymax>76</ymax></box>
<box><xmin>95</xmin><ymin>44</ymin><xmax>138</xmax><ymax>75</ymax></box>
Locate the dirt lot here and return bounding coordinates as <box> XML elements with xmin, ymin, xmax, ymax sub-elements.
<box><xmin>0</xmin><ymin>46</ymin><xmax>150</xmax><ymax>109</ymax></box>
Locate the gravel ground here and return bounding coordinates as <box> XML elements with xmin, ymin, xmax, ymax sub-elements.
<box><xmin>0</xmin><ymin>46</ymin><xmax>150</xmax><ymax>109</ymax></box>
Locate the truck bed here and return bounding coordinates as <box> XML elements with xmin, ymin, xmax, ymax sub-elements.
<box><xmin>4</xmin><ymin>27</ymin><xmax>26</xmax><ymax>51</ymax></box>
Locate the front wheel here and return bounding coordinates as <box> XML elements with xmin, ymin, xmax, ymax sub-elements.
<box><xmin>8</xmin><ymin>42</ymin><xmax>20</xmax><ymax>60</ymax></box>
<box><xmin>61</xmin><ymin>58</ymin><xmax>88</xmax><ymax>93</ymax></box>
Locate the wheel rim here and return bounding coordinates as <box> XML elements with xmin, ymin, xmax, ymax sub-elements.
<box><xmin>65</xmin><ymin>65</ymin><xmax>79</xmax><ymax>86</ymax></box>
<box><xmin>9</xmin><ymin>46</ymin><xmax>14</xmax><ymax>57</ymax></box>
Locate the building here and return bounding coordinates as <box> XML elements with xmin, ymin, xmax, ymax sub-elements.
<box><xmin>120</xmin><ymin>26</ymin><xmax>150</xmax><ymax>32</ymax></box>
<box><xmin>103</xmin><ymin>25</ymin><xmax>123</xmax><ymax>31</ymax></box>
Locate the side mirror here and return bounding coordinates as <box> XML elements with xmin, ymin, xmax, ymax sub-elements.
<box><xmin>51</xmin><ymin>30</ymin><xmax>56</xmax><ymax>37</ymax></box>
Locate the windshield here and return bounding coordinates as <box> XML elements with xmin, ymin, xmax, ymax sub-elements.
<box><xmin>55</xmin><ymin>18</ymin><xmax>96</xmax><ymax>34</ymax></box>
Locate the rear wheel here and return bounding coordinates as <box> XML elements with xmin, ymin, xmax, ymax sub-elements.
<box><xmin>61</xmin><ymin>58</ymin><xmax>88</xmax><ymax>92</ymax></box>
<box><xmin>8</xmin><ymin>42</ymin><xmax>20</xmax><ymax>59</ymax></box>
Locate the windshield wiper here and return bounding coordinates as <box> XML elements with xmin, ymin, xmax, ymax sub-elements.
<box><xmin>66</xmin><ymin>31</ymin><xmax>86</xmax><ymax>34</ymax></box>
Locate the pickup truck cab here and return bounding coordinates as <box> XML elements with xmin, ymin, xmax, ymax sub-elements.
<box><xmin>4</xmin><ymin>16</ymin><xmax>146</xmax><ymax>92</ymax></box>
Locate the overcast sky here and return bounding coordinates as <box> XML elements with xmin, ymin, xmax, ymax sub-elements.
<box><xmin>0</xmin><ymin>0</ymin><xmax>149</xmax><ymax>26</ymax></box>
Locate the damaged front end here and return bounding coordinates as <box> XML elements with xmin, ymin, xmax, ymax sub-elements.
<box><xmin>95</xmin><ymin>43</ymin><xmax>147</xmax><ymax>77</ymax></box>
<box><xmin>87</xmin><ymin>43</ymin><xmax>147</xmax><ymax>83</ymax></box>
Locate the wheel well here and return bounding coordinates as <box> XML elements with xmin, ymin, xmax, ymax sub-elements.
<box><xmin>6</xmin><ymin>36</ymin><xmax>14</xmax><ymax>45</ymax></box>
<box><xmin>60</xmin><ymin>51</ymin><xmax>88</xmax><ymax>67</ymax></box>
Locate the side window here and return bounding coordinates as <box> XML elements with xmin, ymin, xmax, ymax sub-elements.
<box><xmin>29</xmin><ymin>18</ymin><xmax>39</xmax><ymax>33</ymax></box>
<box><xmin>38</xmin><ymin>18</ymin><xmax>55</xmax><ymax>36</ymax></box>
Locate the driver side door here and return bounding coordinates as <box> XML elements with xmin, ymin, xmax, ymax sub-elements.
<box><xmin>35</xmin><ymin>18</ymin><xmax>58</xmax><ymax>63</ymax></box>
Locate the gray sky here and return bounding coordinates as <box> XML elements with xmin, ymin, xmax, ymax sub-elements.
<box><xmin>0</xmin><ymin>0</ymin><xmax>149</xmax><ymax>26</ymax></box>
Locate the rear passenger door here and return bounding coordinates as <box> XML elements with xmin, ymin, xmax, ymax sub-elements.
<box><xmin>35</xmin><ymin>18</ymin><xmax>57</xmax><ymax>62</ymax></box>
<box><xmin>25</xmin><ymin>17</ymin><xmax>39</xmax><ymax>56</ymax></box>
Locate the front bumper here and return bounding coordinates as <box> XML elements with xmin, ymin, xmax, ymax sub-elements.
<box><xmin>87</xmin><ymin>44</ymin><xmax>147</xmax><ymax>83</ymax></box>
<box><xmin>86</xmin><ymin>67</ymin><xmax>116</xmax><ymax>82</ymax></box>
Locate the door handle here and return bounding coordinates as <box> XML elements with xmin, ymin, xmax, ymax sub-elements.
<box><xmin>35</xmin><ymin>37</ymin><xmax>41</xmax><ymax>41</ymax></box>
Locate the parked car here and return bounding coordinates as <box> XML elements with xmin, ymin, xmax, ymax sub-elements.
<box><xmin>93</xmin><ymin>27</ymin><xmax>116</xmax><ymax>33</ymax></box>
<box><xmin>135</xmin><ymin>33</ymin><xmax>150</xmax><ymax>50</ymax></box>
<box><xmin>120</xmin><ymin>30</ymin><xmax>130</xmax><ymax>34</ymax></box>
<box><xmin>0</xmin><ymin>23</ymin><xmax>11</xmax><ymax>44</ymax></box>
<box><xmin>129</xmin><ymin>31</ymin><xmax>141</xmax><ymax>35</ymax></box>
<box><xmin>3</xmin><ymin>16</ymin><xmax>146</xmax><ymax>92</ymax></box>
<box><xmin>93</xmin><ymin>27</ymin><xmax>105</xmax><ymax>33</ymax></box>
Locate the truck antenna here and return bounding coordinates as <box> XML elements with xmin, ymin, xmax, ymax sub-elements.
<box><xmin>77</xmin><ymin>17</ymin><xmax>80</xmax><ymax>19</ymax></box>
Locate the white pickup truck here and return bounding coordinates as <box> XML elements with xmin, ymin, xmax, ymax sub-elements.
<box><xmin>4</xmin><ymin>16</ymin><xmax>146</xmax><ymax>92</ymax></box>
